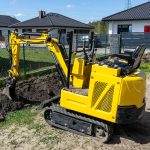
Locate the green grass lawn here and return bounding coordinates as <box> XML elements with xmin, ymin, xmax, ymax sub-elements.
<box><xmin>0</xmin><ymin>107</ymin><xmax>38</xmax><ymax>128</ymax></box>
<box><xmin>140</xmin><ymin>62</ymin><xmax>150</xmax><ymax>72</ymax></box>
<box><xmin>0</xmin><ymin>48</ymin><xmax>54</xmax><ymax>78</ymax></box>
<box><xmin>0</xmin><ymin>48</ymin><xmax>54</xmax><ymax>62</ymax></box>
<box><xmin>1</xmin><ymin>48</ymin><xmax>150</xmax><ymax>79</ymax></box>
<box><xmin>0</xmin><ymin>107</ymin><xmax>63</xmax><ymax>149</ymax></box>
<box><xmin>0</xmin><ymin>107</ymin><xmax>47</xmax><ymax>133</ymax></box>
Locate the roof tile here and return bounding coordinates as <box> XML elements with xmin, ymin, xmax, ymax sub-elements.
<box><xmin>0</xmin><ymin>15</ymin><xmax>20</xmax><ymax>27</ymax></box>
<box><xmin>10</xmin><ymin>13</ymin><xmax>92</xmax><ymax>29</ymax></box>
<box><xmin>103</xmin><ymin>2</ymin><xmax>150</xmax><ymax>21</ymax></box>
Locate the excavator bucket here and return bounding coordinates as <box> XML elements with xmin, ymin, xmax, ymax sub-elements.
<box><xmin>2</xmin><ymin>87</ymin><xmax>13</xmax><ymax>100</ymax></box>
<box><xmin>2</xmin><ymin>78</ymin><xmax>16</xmax><ymax>101</ymax></box>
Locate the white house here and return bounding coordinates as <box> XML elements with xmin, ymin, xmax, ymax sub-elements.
<box><xmin>0</xmin><ymin>15</ymin><xmax>19</xmax><ymax>36</ymax></box>
<box><xmin>10</xmin><ymin>11</ymin><xmax>93</xmax><ymax>44</ymax></box>
<box><xmin>102</xmin><ymin>2</ymin><xmax>150</xmax><ymax>34</ymax></box>
<box><xmin>0</xmin><ymin>15</ymin><xmax>19</xmax><ymax>48</ymax></box>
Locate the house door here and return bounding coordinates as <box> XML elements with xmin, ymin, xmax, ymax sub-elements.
<box><xmin>144</xmin><ymin>26</ymin><xmax>150</xmax><ymax>32</ymax></box>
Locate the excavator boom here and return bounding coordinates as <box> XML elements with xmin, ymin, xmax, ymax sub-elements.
<box><xmin>4</xmin><ymin>32</ymin><xmax>70</xmax><ymax>100</ymax></box>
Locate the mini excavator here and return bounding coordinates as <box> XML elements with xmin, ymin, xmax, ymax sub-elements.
<box><xmin>4</xmin><ymin>31</ymin><xmax>146</xmax><ymax>143</ymax></box>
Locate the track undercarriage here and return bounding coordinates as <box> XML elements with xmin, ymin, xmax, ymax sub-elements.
<box><xmin>44</xmin><ymin>104</ymin><xmax>114</xmax><ymax>143</ymax></box>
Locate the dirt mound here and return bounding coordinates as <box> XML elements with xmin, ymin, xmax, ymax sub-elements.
<box><xmin>16</xmin><ymin>73</ymin><xmax>62</xmax><ymax>102</ymax></box>
<box><xmin>142</xmin><ymin>52</ymin><xmax>150</xmax><ymax>63</ymax></box>
<box><xmin>0</xmin><ymin>73</ymin><xmax>63</xmax><ymax>122</ymax></box>
<box><xmin>0</xmin><ymin>94</ymin><xmax>24</xmax><ymax>121</ymax></box>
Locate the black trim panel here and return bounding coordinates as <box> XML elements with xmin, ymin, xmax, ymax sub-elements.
<box><xmin>116</xmin><ymin>103</ymin><xmax>146</xmax><ymax>124</ymax></box>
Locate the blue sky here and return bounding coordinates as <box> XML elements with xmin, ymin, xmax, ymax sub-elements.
<box><xmin>0</xmin><ymin>0</ymin><xmax>149</xmax><ymax>23</ymax></box>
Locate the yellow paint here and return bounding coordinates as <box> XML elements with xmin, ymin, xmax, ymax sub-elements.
<box><xmin>118</xmin><ymin>72</ymin><xmax>146</xmax><ymax>108</ymax></box>
<box><xmin>60</xmin><ymin>64</ymin><xmax>146</xmax><ymax>123</ymax></box>
<box><xmin>92</xmin><ymin>64</ymin><xmax>121</xmax><ymax>77</ymax></box>
<box><xmin>72</xmin><ymin>58</ymin><xmax>92</xmax><ymax>88</ymax></box>
<box><xmin>9</xmin><ymin>32</ymin><xmax>146</xmax><ymax>124</ymax></box>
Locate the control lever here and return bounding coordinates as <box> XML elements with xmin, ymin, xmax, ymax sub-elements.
<box><xmin>83</xmin><ymin>40</ymin><xmax>89</xmax><ymax>60</ymax></box>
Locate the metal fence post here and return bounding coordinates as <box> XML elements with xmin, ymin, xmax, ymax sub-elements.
<box><xmin>119</xmin><ymin>33</ymin><xmax>122</xmax><ymax>53</ymax></box>
<box><xmin>7</xmin><ymin>31</ymin><xmax>12</xmax><ymax>67</ymax></box>
<box><xmin>22</xmin><ymin>44</ymin><xmax>26</xmax><ymax>77</ymax></box>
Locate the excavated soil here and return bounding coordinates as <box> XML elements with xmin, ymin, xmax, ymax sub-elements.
<box><xmin>0</xmin><ymin>73</ymin><xmax>62</xmax><ymax>121</ymax></box>
<box><xmin>0</xmin><ymin>95</ymin><xmax>24</xmax><ymax>121</ymax></box>
<box><xmin>16</xmin><ymin>73</ymin><xmax>62</xmax><ymax>102</ymax></box>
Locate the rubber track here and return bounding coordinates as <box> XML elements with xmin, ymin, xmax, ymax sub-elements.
<box><xmin>51</xmin><ymin>104</ymin><xmax>106</xmax><ymax>127</ymax></box>
<box><xmin>48</xmin><ymin>104</ymin><xmax>114</xmax><ymax>142</ymax></box>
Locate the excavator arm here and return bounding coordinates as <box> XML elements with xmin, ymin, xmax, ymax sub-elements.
<box><xmin>4</xmin><ymin>32</ymin><xmax>69</xmax><ymax>100</ymax></box>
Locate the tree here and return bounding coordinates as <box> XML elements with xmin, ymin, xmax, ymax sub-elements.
<box><xmin>89</xmin><ymin>21</ymin><xmax>108</xmax><ymax>34</ymax></box>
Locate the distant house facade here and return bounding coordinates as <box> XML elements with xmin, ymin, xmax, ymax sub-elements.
<box><xmin>0</xmin><ymin>15</ymin><xmax>19</xmax><ymax>37</ymax></box>
<box><xmin>102</xmin><ymin>2</ymin><xmax>150</xmax><ymax>34</ymax></box>
<box><xmin>10</xmin><ymin>11</ymin><xmax>93</xmax><ymax>42</ymax></box>
<box><xmin>0</xmin><ymin>15</ymin><xmax>19</xmax><ymax>48</ymax></box>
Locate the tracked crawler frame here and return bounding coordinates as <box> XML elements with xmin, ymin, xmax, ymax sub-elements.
<box><xmin>44</xmin><ymin>104</ymin><xmax>114</xmax><ymax>143</ymax></box>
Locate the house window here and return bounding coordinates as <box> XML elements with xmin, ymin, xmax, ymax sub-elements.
<box><xmin>59</xmin><ymin>29</ymin><xmax>66</xmax><ymax>34</ymax></box>
<box><xmin>118</xmin><ymin>25</ymin><xmax>132</xmax><ymax>34</ymax></box>
<box><xmin>144</xmin><ymin>26</ymin><xmax>150</xmax><ymax>32</ymax></box>
<box><xmin>74</xmin><ymin>29</ymin><xmax>90</xmax><ymax>34</ymax></box>
<box><xmin>14</xmin><ymin>29</ymin><xmax>18</xmax><ymax>32</ymax></box>
<box><xmin>22</xmin><ymin>29</ymin><xmax>32</xmax><ymax>33</ymax></box>
<box><xmin>36</xmin><ymin>29</ymin><xmax>48</xmax><ymax>33</ymax></box>
<box><xmin>0</xmin><ymin>30</ymin><xmax>2</xmax><ymax>36</ymax></box>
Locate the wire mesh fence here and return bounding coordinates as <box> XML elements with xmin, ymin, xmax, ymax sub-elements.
<box><xmin>1</xmin><ymin>32</ymin><xmax>149</xmax><ymax>80</ymax></box>
<box><xmin>0</xmin><ymin>47</ymin><xmax>56</xmax><ymax>78</ymax></box>
<box><xmin>0</xmin><ymin>34</ymin><xmax>9</xmax><ymax>78</ymax></box>
<box><xmin>0</xmin><ymin>48</ymin><xmax>10</xmax><ymax>78</ymax></box>
<box><xmin>20</xmin><ymin>46</ymin><xmax>55</xmax><ymax>76</ymax></box>
<box><xmin>0</xmin><ymin>33</ymin><xmax>56</xmax><ymax>79</ymax></box>
<box><xmin>0</xmin><ymin>33</ymin><xmax>120</xmax><ymax>79</ymax></box>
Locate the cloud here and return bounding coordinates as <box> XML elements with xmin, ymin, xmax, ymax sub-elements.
<box><xmin>10</xmin><ymin>0</ymin><xmax>17</xmax><ymax>4</ymax></box>
<box><xmin>15</xmin><ymin>13</ymin><xmax>23</xmax><ymax>17</ymax></box>
<box><xmin>66</xmin><ymin>4</ymin><xmax>74</xmax><ymax>9</ymax></box>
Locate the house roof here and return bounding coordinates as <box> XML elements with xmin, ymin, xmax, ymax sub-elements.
<box><xmin>10</xmin><ymin>13</ymin><xmax>93</xmax><ymax>29</ymax></box>
<box><xmin>102</xmin><ymin>2</ymin><xmax>150</xmax><ymax>21</ymax></box>
<box><xmin>0</xmin><ymin>15</ymin><xmax>19</xmax><ymax>27</ymax></box>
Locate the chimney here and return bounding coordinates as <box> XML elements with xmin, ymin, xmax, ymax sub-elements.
<box><xmin>39</xmin><ymin>10</ymin><xmax>46</xmax><ymax>19</ymax></box>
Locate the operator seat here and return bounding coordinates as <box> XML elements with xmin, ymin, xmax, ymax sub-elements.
<box><xmin>102</xmin><ymin>45</ymin><xmax>146</xmax><ymax>75</ymax></box>
<box><xmin>111</xmin><ymin>45</ymin><xmax>146</xmax><ymax>66</ymax></box>
<box><xmin>131</xmin><ymin>45</ymin><xmax>146</xmax><ymax>70</ymax></box>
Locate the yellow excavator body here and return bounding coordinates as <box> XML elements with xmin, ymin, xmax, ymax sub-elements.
<box><xmin>60</xmin><ymin>62</ymin><xmax>146</xmax><ymax>123</ymax></box>
<box><xmin>6</xmin><ymin>32</ymin><xmax>146</xmax><ymax>143</ymax></box>
<box><xmin>72</xmin><ymin>58</ymin><xmax>92</xmax><ymax>88</ymax></box>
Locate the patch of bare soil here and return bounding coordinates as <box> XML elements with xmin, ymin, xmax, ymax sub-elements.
<box><xmin>0</xmin><ymin>113</ymin><xmax>63</xmax><ymax>150</ymax></box>
<box><xmin>0</xmin><ymin>73</ymin><xmax>62</xmax><ymax>121</ymax></box>
<box><xmin>16</xmin><ymin>73</ymin><xmax>62</xmax><ymax>102</ymax></box>
<box><xmin>0</xmin><ymin>105</ymin><xmax>150</xmax><ymax>150</ymax></box>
